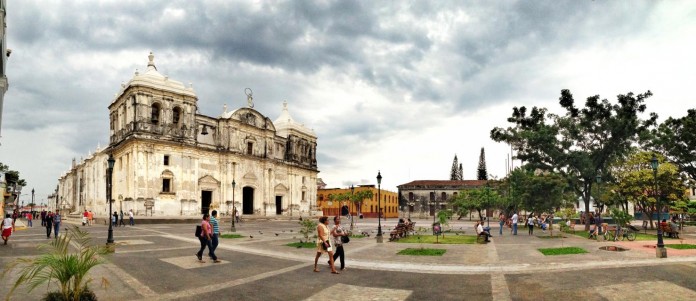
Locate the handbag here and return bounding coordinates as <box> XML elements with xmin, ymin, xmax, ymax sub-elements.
<box><xmin>322</xmin><ymin>240</ymin><xmax>330</xmax><ymax>250</ymax></box>
<box><xmin>340</xmin><ymin>235</ymin><xmax>350</xmax><ymax>244</ymax></box>
<box><xmin>195</xmin><ymin>225</ymin><xmax>202</xmax><ymax>238</ymax></box>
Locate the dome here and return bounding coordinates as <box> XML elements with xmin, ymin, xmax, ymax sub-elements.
<box><xmin>112</xmin><ymin>52</ymin><xmax>196</xmax><ymax>103</ymax></box>
<box><xmin>274</xmin><ymin>101</ymin><xmax>316</xmax><ymax>138</ymax></box>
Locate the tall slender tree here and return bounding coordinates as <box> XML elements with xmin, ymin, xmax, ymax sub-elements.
<box><xmin>450</xmin><ymin>155</ymin><xmax>460</xmax><ymax>180</ymax></box>
<box><xmin>477</xmin><ymin>147</ymin><xmax>488</xmax><ymax>180</ymax></box>
<box><xmin>458</xmin><ymin>164</ymin><xmax>463</xmax><ymax>180</ymax></box>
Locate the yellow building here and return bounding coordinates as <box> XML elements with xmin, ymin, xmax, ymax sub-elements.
<box><xmin>317</xmin><ymin>185</ymin><xmax>398</xmax><ymax>219</ymax></box>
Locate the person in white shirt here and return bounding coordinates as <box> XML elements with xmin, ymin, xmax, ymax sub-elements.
<box><xmin>2</xmin><ymin>214</ymin><xmax>14</xmax><ymax>245</ymax></box>
<box><xmin>511</xmin><ymin>212</ymin><xmax>519</xmax><ymax>235</ymax></box>
<box><xmin>475</xmin><ymin>221</ymin><xmax>490</xmax><ymax>242</ymax></box>
<box><xmin>129</xmin><ymin>209</ymin><xmax>135</xmax><ymax>226</ymax></box>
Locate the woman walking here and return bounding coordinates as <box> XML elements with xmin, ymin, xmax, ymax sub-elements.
<box><xmin>313</xmin><ymin>216</ymin><xmax>339</xmax><ymax>274</ymax></box>
<box><xmin>196</xmin><ymin>213</ymin><xmax>220</xmax><ymax>263</ymax></box>
<box><xmin>2</xmin><ymin>214</ymin><xmax>14</xmax><ymax>245</ymax></box>
<box><xmin>498</xmin><ymin>213</ymin><xmax>506</xmax><ymax>236</ymax></box>
<box><xmin>331</xmin><ymin>216</ymin><xmax>348</xmax><ymax>271</ymax></box>
<box><xmin>527</xmin><ymin>214</ymin><xmax>535</xmax><ymax>235</ymax></box>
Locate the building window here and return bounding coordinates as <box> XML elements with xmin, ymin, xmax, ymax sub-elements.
<box><xmin>173</xmin><ymin>107</ymin><xmax>181</xmax><ymax>125</ymax></box>
<box><xmin>151</xmin><ymin>103</ymin><xmax>161</xmax><ymax>124</ymax></box>
<box><xmin>302</xmin><ymin>176</ymin><xmax>306</xmax><ymax>184</ymax></box>
<box><xmin>162</xmin><ymin>179</ymin><xmax>171</xmax><ymax>192</ymax></box>
<box><xmin>247</xmin><ymin>142</ymin><xmax>253</xmax><ymax>155</ymax></box>
<box><xmin>164</xmin><ymin>155</ymin><xmax>170</xmax><ymax>166</ymax></box>
<box><xmin>302</xmin><ymin>191</ymin><xmax>306</xmax><ymax>201</ymax></box>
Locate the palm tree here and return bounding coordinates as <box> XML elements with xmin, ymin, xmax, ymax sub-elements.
<box><xmin>2</xmin><ymin>226</ymin><xmax>110</xmax><ymax>301</ymax></box>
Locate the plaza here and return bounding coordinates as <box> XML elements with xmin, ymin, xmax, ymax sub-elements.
<box><xmin>1</xmin><ymin>216</ymin><xmax>695</xmax><ymax>300</ymax></box>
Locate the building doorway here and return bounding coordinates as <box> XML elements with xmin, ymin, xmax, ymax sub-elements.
<box><xmin>201</xmin><ymin>190</ymin><xmax>212</xmax><ymax>215</ymax></box>
<box><xmin>243</xmin><ymin>187</ymin><xmax>254</xmax><ymax>214</ymax></box>
<box><xmin>275</xmin><ymin>196</ymin><xmax>283</xmax><ymax>215</ymax></box>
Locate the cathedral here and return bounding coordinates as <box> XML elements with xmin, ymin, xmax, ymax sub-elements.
<box><xmin>54</xmin><ymin>53</ymin><xmax>319</xmax><ymax>217</ymax></box>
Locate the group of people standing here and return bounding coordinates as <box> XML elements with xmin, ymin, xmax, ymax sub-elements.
<box><xmin>497</xmin><ymin>212</ymin><xmax>519</xmax><ymax>235</ymax></box>
<box><xmin>313</xmin><ymin>215</ymin><xmax>349</xmax><ymax>274</ymax></box>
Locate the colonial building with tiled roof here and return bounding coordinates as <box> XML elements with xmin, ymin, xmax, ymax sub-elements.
<box><xmin>397</xmin><ymin>180</ymin><xmax>486</xmax><ymax>218</ymax></box>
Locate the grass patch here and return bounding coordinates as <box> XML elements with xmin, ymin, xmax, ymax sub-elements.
<box><xmin>285</xmin><ymin>242</ymin><xmax>316</xmax><ymax>249</ymax></box>
<box><xmin>395</xmin><ymin>235</ymin><xmax>477</xmax><ymax>244</ymax></box>
<box><xmin>665</xmin><ymin>244</ymin><xmax>696</xmax><ymax>250</ymax></box>
<box><xmin>350</xmin><ymin>234</ymin><xmax>366</xmax><ymax>238</ymax></box>
<box><xmin>538</xmin><ymin>247</ymin><xmax>588</xmax><ymax>256</ymax></box>
<box><xmin>397</xmin><ymin>248</ymin><xmax>447</xmax><ymax>256</ymax></box>
<box><xmin>220</xmin><ymin>234</ymin><xmax>244</xmax><ymax>239</ymax></box>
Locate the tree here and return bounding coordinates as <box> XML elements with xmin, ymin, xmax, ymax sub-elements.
<box><xmin>652</xmin><ymin>109</ymin><xmax>696</xmax><ymax>181</ymax></box>
<box><xmin>491</xmin><ymin>89</ymin><xmax>657</xmax><ymax>230</ymax></box>
<box><xmin>477</xmin><ymin>147</ymin><xmax>488</xmax><ymax>180</ymax></box>
<box><xmin>509</xmin><ymin>168</ymin><xmax>569</xmax><ymax>215</ymax></box>
<box><xmin>450</xmin><ymin>155</ymin><xmax>461</xmax><ymax>180</ymax></box>
<box><xmin>610</xmin><ymin>151</ymin><xmax>689</xmax><ymax>229</ymax></box>
<box><xmin>452</xmin><ymin>186</ymin><xmax>501</xmax><ymax>222</ymax></box>
<box><xmin>3</xmin><ymin>226</ymin><xmax>109</xmax><ymax>301</ymax></box>
<box><xmin>328</xmin><ymin>189</ymin><xmax>373</xmax><ymax>230</ymax></box>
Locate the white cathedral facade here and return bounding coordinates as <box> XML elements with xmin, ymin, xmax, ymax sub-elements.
<box><xmin>54</xmin><ymin>53</ymin><xmax>319</xmax><ymax>217</ymax></box>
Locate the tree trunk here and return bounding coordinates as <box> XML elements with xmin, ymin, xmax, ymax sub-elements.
<box><xmin>584</xmin><ymin>182</ymin><xmax>592</xmax><ymax>231</ymax></box>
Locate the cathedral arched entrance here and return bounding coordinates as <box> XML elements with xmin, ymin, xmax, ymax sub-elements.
<box><xmin>243</xmin><ymin>187</ymin><xmax>255</xmax><ymax>214</ymax></box>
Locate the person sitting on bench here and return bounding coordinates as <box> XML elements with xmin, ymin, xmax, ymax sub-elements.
<box><xmin>476</xmin><ymin>221</ymin><xmax>490</xmax><ymax>242</ymax></box>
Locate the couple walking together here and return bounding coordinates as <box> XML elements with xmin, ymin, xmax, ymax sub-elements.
<box><xmin>313</xmin><ymin>216</ymin><xmax>348</xmax><ymax>274</ymax></box>
<box><xmin>196</xmin><ymin>210</ymin><xmax>221</xmax><ymax>263</ymax></box>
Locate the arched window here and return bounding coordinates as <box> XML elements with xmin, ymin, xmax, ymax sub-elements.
<box><xmin>441</xmin><ymin>192</ymin><xmax>447</xmax><ymax>201</ymax></box>
<box><xmin>151</xmin><ymin>103</ymin><xmax>161</xmax><ymax>124</ymax></box>
<box><xmin>408</xmin><ymin>192</ymin><xmax>414</xmax><ymax>201</ymax></box>
<box><xmin>173</xmin><ymin>107</ymin><xmax>181</xmax><ymax>125</ymax></box>
<box><xmin>161</xmin><ymin>170</ymin><xmax>174</xmax><ymax>193</ymax></box>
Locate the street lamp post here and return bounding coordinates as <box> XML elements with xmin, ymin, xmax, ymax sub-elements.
<box><xmin>231</xmin><ymin>180</ymin><xmax>236</xmax><ymax>232</ymax></box>
<box><xmin>596</xmin><ymin>174</ymin><xmax>602</xmax><ymax>241</ymax></box>
<box><xmin>651</xmin><ymin>154</ymin><xmax>666</xmax><ymax>257</ymax></box>
<box><xmin>106</xmin><ymin>154</ymin><xmax>115</xmax><ymax>246</ymax></box>
<box><xmin>31</xmin><ymin>188</ymin><xmax>35</xmax><ymax>213</ymax></box>
<box><xmin>350</xmin><ymin>184</ymin><xmax>355</xmax><ymax>231</ymax></box>
<box><xmin>432</xmin><ymin>190</ymin><xmax>437</xmax><ymax>225</ymax></box>
<box><xmin>486</xmin><ymin>182</ymin><xmax>490</xmax><ymax>229</ymax></box>
<box><xmin>376</xmin><ymin>171</ymin><xmax>383</xmax><ymax>243</ymax></box>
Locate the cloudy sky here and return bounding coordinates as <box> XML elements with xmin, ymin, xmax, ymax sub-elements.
<box><xmin>1</xmin><ymin>0</ymin><xmax>695</xmax><ymax>203</ymax></box>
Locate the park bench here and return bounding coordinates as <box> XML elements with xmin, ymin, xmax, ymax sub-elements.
<box><xmin>406</xmin><ymin>222</ymin><xmax>416</xmax><ymax>235</ymax></box>
<box><xmin>660</xmin><ymin>223</ymin><xmax>679</xmax><ymax>238</ymax></box>
<box><xmin>389</xmin><ymin>224</ymin><xmax>409</xmax><ymax>241</ymax></box>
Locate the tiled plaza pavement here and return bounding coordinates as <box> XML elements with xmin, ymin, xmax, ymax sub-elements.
<box><xmin>1</xmin><ymin>217</ymin><xmax>695</xmax><ymax>300</ymax></box>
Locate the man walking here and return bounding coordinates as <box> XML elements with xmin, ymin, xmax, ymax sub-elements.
<box><xmin>209</xmin><ymin>210</ymin><xmax>220</xmax><ymax>260</ymax></box>
<box><xmin>119</xmin><ymin>210</ymin><xmax>126</xmax><ymax>226</ymax></box>
<box><xmin>41</xmin><ymin>210</ymin><xmax>46</xmax><ymax>227</ymax></box>
<box><xmin>511</xmin><ymin>212</ymin><xmax>519</xmax><ymax>235</ymax></box>
<box><xmin>129</xmin><ymin>209</ymin><xmax>134</xmax><ymax>226</ymax></box>
<box><xmin>45</xmin><ymin>211</ymin><xmax>54</xmax><ymax>239</ymax></box>
<box><xmin>53</xmin><ymin>210</ymin><xmax>62</xmax><ymax>239</ymax></box>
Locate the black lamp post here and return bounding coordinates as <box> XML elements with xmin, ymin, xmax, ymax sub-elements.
<box><xmin>231</xmin><ymin>180</ymin><xmax>236</xmax><ymax>232</ymax></box>
<box><xmin>376</xmin><ymin>171</ymin><xmax>383</xmax><ymax>243</ymax></box>
<box><xmin>432</xmin><ymin>190</ymin><xmax>437</xmax><ymax>225</ymax></box>
<box><xmin>651</xmin><ymin>154</ymin><xmax>665</xmax><ymax>254</ymax></box>
<box><xmin>486</xmin><ymin>182</ymin><xmax>491</xmax><ymax>229</ymax></box>
<box><xmin>595</xmin><ymin>174</ymin><xmax>602</xmax><ymax>209</ymax></box>
<box><xmin>31</xmin><ymin>188</ymin><xmax>35</xmax><ymax>212</ymax></box>
<box><xmin>106</xmin><ymin>154</ymin><xmax>115</xmax><ymax>245</ymax></box>
<box><xmin>350</xmin><ymin>184</ymin><xmax>355</xmax><ymax>230</ymax></box>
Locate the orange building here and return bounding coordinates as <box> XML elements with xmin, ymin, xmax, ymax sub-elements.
<box><xmin>317</xmin><ymin>185</ymin><xmax>398</xmax><ymax>219</ymax></box>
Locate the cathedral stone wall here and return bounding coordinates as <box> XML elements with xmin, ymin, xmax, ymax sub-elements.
<box><xmin>56</xmin><ymin>53</ymin><xmax>318</xmax><ymax>217</ymax></box>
